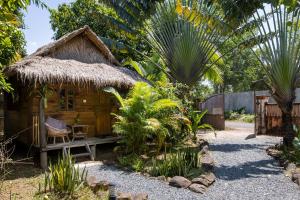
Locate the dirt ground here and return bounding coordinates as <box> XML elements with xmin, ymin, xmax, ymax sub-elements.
<box><xmin>1</xmin><ymin>164</ymin><xmax>43</xmax><ymax>200</ymax></box>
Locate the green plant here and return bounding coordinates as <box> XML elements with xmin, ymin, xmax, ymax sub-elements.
<box><xmin>105</xmin><ymin>82</ymin><xmax>187</xmax><ymax>154</ymax></box>
<box><xmin>243</xmin><ymin>4</ymin><xmax>300</xmax><ymax>146</ymax></box>
<box><xmin>117</xmin><ymin>153</ymin><xmax>144</xmax><ymax>172</ymax></box>
<box><xmin>188</xmin><ymin>110</ymin><xmax>214</xmax><ymax>140</ymax></box>
<box><xmin>150</xmin><ymin>148</ymin><xmax>201</xmax><ymax>178</ymax></box>
<box><xmin>146</xmin><ymin>0</ymin><xmax>233</xmax><ymax>86</ymax></box>
<box><xmin>41</xmin><ymin>154</ymin><xmax>87</xmax><ymax>196</ymax></box>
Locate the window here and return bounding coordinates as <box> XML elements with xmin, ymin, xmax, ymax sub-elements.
<box><xmin>59</xmin><ymin>88</ymin><xmax>75</xmax><ymax>111</ymax></box>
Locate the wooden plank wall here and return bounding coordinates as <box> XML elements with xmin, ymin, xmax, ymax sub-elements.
<box><xmin>264</xmin><ymin>103</ymin><xmax>300</xmax><ymax>136</ymax></box>
<box><xmin>31</xmin><ymin>85</ymin><xmax>116</xmax><ymax>138</ymax></box>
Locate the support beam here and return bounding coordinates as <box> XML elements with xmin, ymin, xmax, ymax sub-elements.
<box><xmin>39</xmin><ymin>91</ymin><xmax>47</xmax><ymax>170</ymax></box>
<box><xmin>90</xmin><ymin>145</ymin><xmax>96</xmax><ymax>160</ymax></box>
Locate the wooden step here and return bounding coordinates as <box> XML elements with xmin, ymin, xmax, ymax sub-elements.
<box><xmin>72</xmin><ymin>152</ymin><xmax>92</xmax><ymax>158</ymax></box>
<box><xmin>62</xmin><ymin>143</ymin><xmax>95</xmax><ymax>160</ymax></box>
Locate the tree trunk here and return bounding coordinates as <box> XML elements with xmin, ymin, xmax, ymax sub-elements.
<box><xmin>282</xmin><ymin>110</ymin><xmax>295</xmax><ymax>147</ymax></box>
<box><xmin>278</xmin><ymin>97</ymin><xmax>295</xmax><ymax>147</ymax></box>
<box><xmin>39</xmin><ymin>91</ymin><xmax>47</xmax><ymax>170</ymax></box>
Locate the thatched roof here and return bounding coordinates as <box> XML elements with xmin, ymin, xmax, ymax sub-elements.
<box><xmin>32</xmin><ymin>25</ymin><xmax>119</xmax><ymax>65</ymax></box>
<box><xmin>6</xmin><ymin>26</ymin><xmax>143</xmax><ymax>89</ymax></box>
<box><xmin>7</xmin><ymin>56</ymin><xmax>142</xmax><ymax>88</ymax></box>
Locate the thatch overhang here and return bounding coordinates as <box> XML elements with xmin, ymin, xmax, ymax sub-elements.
<box><xmin>5</xmin><ymin>26</ymin><xmax>143</xmax><ymax>89</ymax></box>
<box><xmin>6</xmin><ymin>56</ymin><xmax>142</xmax><ymax>88</ymax></box>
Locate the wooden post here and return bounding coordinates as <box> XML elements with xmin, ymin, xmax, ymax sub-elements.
<box><xmin>90</xmin><ymin>145</ymin><xmax>96</xmax><ymax>160</ymax></box>
<box><xmin>39</xmin><ymin>90</ymin><xmax>47</xmax><ymax>170</ymax></box>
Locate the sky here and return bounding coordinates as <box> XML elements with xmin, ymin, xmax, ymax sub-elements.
<box><xmin>23</xmin><ymin>0</ymin><xmax>73</xmax><ymax>54</ymax></box>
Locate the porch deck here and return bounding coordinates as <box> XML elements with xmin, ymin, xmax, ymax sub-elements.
<box><xmin>35</xmin><ymin>136</ymin><xmax>121</xmax><ymax>151</ymax></box>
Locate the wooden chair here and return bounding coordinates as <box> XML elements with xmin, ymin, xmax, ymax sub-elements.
<box><xmin>45</xmin><ymin>117</ymin><xmax>71</xmax><ymax>144</ymax></box>
<box><xmin>71</xmin><ymin>125</ymin><xmax>89</xmax><ymax>141</ymax></box>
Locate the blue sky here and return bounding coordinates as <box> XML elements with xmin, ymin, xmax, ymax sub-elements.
<box><xmin>23</xmin><ymin>0</ymin><xmax>73</xmax><ymax>54</ymax></box>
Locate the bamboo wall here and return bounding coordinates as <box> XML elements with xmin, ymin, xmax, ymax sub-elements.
<box><xmin>264</xmin><ymin>103</ymin><xmax>300</xmax><ymax>136</ymax></box>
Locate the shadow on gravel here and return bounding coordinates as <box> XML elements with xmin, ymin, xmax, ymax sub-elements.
<box><xmin>209</xmin><ymin>143</ymin><xmax>267</xmax><ymax>153</ymax></box>
<box><xmin>214</xmin><ymin>159</ymin><xmax>281</xmax><ymax>180</ymax></box>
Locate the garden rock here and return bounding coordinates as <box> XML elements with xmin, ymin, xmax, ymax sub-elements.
<box><xmin>167</xmin><ymin>177</ymin><xmax>172</xmax><ymax>182</ymax></box>
<box><xmin>157</xmin><ymin>176</ymin><xmax>166</xmax><ymax>181</ymax></box>
<box><xmin>188</xmin><ymin>183</ymin><xmax>207</xmax><ymax>194</ymax></box>
<box><xmin>169</xmin><ymin>176</ymin><xmax>191</xmax><ymax>188</ymax></box>
<box><xmin>266</xmin><ymin>147</ymin><xmax>282</xmax><ymax>159</ymax></box>
<box><xmin>198</xmin><ymin>139</ymin><xmax>209</xmax><ymax>150</ymax></box>
<box><xmin>192</xmin><ymin>177</ymin><xmax>210</xmax><ymax>187</ymax></box>
<box><xmin>133</xmin><ymin>193</ymin><xmax>148</xmax><ymax>200</ymax></box>
<box><xmin>200</xmin><ymin>145</ymin><xmax>209</xmax><ymax>154</ymax></box>
<box><xmin>201</xmin><ymin>172</ymin><xmax>216</xmax><ymax>184</ymax></box>
<box><xmin>284</xmin><ymin>163</ymin><xmax>297</xmax><ymax>178</ymax></box>
<box><xmin>292</xmin><ymin>173</ymin><xmax>300</xmax><ymax>185</ymax></box>
<box><xmin>200</xmin><ymin>153</ymin><xmax>214</xmax><ymax>171</ymax></box>
<box><xmin>117</xmin><ymin>192</ymin><xmax>133</xmax><ymax>200</ymax></box>
<box><xmin>192</xmin><ymin>172</ymin><xmax>216</xmax><ymax>186</ymax></box>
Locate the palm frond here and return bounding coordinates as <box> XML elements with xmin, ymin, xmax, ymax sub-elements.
<box><xmin>146</xmin><ymin>0</ymin><xmax>233</xmax><ymax>86</ymax></box>
<box><xmin>103</xmin><ymin>87</ymin><xmax>124</xmax><ymax>107</ymax></box>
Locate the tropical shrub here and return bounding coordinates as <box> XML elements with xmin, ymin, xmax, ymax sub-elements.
<box><xmin>105</xmin><ymin>82</ymin><xmax>188</xmax><ymax>154</ymax></box>
<box><xmin>225</xmin><ymin>108</ymin><xmax>254</xmax><ymax>123</ymax></box>
<box><xmin>41</xmin><ymin>154</ymin><xmax>87</xmax><ymax>196</ymax></box>
<box><xmin>188</xmin><ymin>110</ymin><xmax>214</xmax><ymax>140</ymax></box>
<box><xmin>117</xmin><ymin>153</ymin><xmax>144</xmax><ymax>172</ymax></box>
<box><xmin>150</xmin><ymin>148</ymin><xmax>201</xmax><ymax>178</ymax></box>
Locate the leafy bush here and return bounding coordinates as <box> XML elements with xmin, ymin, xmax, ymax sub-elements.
<box><xmin>117</xmin><ymin>154</ymin><xmax>144</xmax><ymax>172</ymax></box>
<box><xmin>150</xmin><ymin>148</ymin><xmax>201</xmax><ymax>178</ymax></box>
<box><xmin>105</xmin><ymin>82</ymin><xmax>189</xmax><ymax>154</ymax></box>
<box><xmin>225</xmin><ymin>109</ymin><xmax>254</xmax><ymax>123</ymax></box>
<box><xmin>188</xmin><ymin>110</ymin><xmax>214</xmax><ymax>140</ymax></box>
<box><xmin>41</xmin><ymin>154</ymin><xmax>87</xmax><ymax>196</ymax></box>
<box><xmin>239</xmin><ymin>114</ymin><xmax>255</xmax><ymax>123</ymax></box>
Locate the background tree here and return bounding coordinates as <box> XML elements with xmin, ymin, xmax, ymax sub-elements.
<box><xmin>241</xmin><ymin>3</ymin><xmax>300</xmax><ymax>146</ymax></box>
<box><xmin>0</xmin><ymin>0</ymin><xmax>46</xmax><ymax>91</ymax></box>
<box><xmin>217</xmin><ymin>33</ymin><xmax>266</xmax><ymax>93</ymax></box>
<box><xmin>50</xmin><ymin>0</ymin><xmax>162</xmax><ymax>61</ymax></box>
<box><xmin>146</xmin><ymin>0</ymin><xmax>232</xmax><ymax>86</ymax></box>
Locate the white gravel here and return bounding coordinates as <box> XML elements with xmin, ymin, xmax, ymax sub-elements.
<box><xmin>79</xmin><ymin>123</ymin><xmax>300</xmax><ymax>200</ymax></box>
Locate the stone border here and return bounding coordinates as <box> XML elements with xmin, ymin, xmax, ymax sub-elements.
<box><xmin>166</xmin><ymin>138</ymin><xmax>216</xmax><ymax>194</ymax></box>
<box><xmin>266</xmin><ymin>146</ymin><xmax>300</xmax><ymax>187</ymax></box>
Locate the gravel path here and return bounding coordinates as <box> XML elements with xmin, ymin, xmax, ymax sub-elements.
<box><xmin>79</xmin><ymin>124</ymin><xmax>300</xmax><ymax>200</ymax></box>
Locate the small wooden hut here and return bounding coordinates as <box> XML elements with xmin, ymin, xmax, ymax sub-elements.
<box><xmin>4</xmin><ymin>26</ymin><xmax>141</xmax><ymax>168</ymax></box>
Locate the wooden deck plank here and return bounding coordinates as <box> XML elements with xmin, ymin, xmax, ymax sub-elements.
<box><xmin>36</xmin><ymin>136</ymin><xmax>121</xmax><ymax>151</ymax></box>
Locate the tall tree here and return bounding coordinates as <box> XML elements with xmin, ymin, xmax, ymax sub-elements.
<box><xmin>146</xmin><ymin>0</ymin><xmax>232</xmax><ymax>86</ymax></box>
<box><xmin>50</xmin><ymin>0</ymin><xmax>161</xmax><ymax>61</ymax></box>
<box><xmin>243</xmin><ymin>3</ymin><xmax>300</xmax><ymax>146</ymax></box>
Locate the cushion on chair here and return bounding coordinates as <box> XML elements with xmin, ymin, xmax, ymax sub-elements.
<box><xmin>45</xmin><ymin>117</ymin><xmax>67</xmax><ymax>130</ymax></box>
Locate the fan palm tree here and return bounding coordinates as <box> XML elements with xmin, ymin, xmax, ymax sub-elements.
<box><xmin>145</xmin><ymin>0</ymin><xmax>232</xmax><ymax>86</ymax></box>
<box><xmin>244</xmin><ymin>3</ymin><xmax>300</xmax><ymax>146</ymax></box>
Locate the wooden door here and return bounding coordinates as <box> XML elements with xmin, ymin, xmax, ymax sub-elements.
<box><xmin>95</xmin><ymin>92</ymin><xmax>112</xmax><ymax>136</ymax></box>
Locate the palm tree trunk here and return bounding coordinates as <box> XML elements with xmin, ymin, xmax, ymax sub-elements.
<box><xmin>279</xmin><ymin>100</ymin><xmax>295</xmax><ymax>147</ymax></box>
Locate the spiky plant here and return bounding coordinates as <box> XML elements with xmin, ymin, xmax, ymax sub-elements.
<box><xmin>146</xmin><ymin>0</ymin><xmax>232</xmax><ymax>86</ymax></box>
<box><xmin>244</xmin><ymin>3</ymin><xmax>300</xmax><ymax>146</ymax></box>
